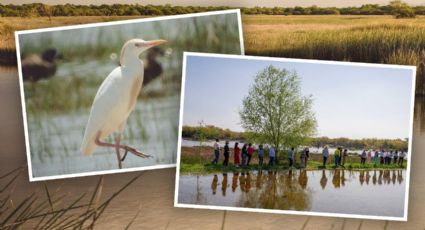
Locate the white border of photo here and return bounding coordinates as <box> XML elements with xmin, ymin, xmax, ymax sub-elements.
<box><xmin>15</xmin><ymin>10</ymin><xmax>245</xmax><ymax>182</ymax></box>
<box><xmin>174</xmin><ymin>52</ymin><xmax>416</xmax><ymax>222</ymax></box>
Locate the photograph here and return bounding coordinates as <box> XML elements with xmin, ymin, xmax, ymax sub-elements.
<box><xmin>175</xmin><ymin>53</ymin><xmax>416</xmax><ymax>221</ymax></box>
<box><xmin>15</xmin><ymin>10</ymin><xmax>244</xmax><ymax>181</ymax></box>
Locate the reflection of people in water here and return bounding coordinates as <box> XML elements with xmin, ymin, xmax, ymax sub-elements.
<box><xmin>239</xmin><ymin>172</ymin><xmax>246</xmax><ymax>192</ymax></box>
<box><xmin>372</xmin><ymin>170</ymin><xmax>377</xmax><ymax>185</ymax></box>
<box><xmin>383</xmin><ymin>170</ymin><xmax>391</xmax><ymax>184</ymax></box>
<box><xmin>245</xmin><ymin>172</ymin><xmax>252</xmax><ymax>192</ymax></box>
<box><xmin>222</xmin><ymin>173</ymin><xmax>228</xmax><ymax>196</ymax></box>
<box><xmin>359</xmin><ymin>170</ymin><xmax>365</xmax><ymax>186</ymax></box>
<box><xmin>298</xmin><ymin>170</ymin><xmax>308</xmax><ymax>189</ymax></box>
<box><xmin>341</xmin><ymin>170</ymin><xmax>346</xmax><ymax>187</ymax></box>
<box><xmin>232</xmin><ymin>172</ymin><xmax>239</xmax><ymax>192</ymax></box>
<box><xmin>256</xmin><ymin>170</ymin><xmax>263</xmax><ymax>189</ymax></box>
<box><xmin>392</xmin><ymin>170</ymin><xmax>397</xmax><ymax>184</ymax></box>
<box><xmin>285</xmin><ymin>170</ymin><xmax>293</xmax><ymax>188</ymax></box>
<box><xmin>378</xmin><ymin>170</ymin><xmax>383</xmax><ymax>185</ymax></box>
<box><xmin>366</xmin><ymin>171</ymin><xmax>370</xmax><ymax>185</ymax></box>
<box><xmin>332</xmin><ymin>169</ymin><xmax>341</xmax><ymax>188</ymax></box>
<box><xmin>320</xmin><ymin>170</ymin><xmax>328</xmax><ymax>190</ymax></box>
<box><xmin>211</xmin><ymin>174</ymin><xmax>218</xmax><ymax>195</ymax></box>
<box><xmin>397</xmin><ymin>170</ymin><xmax>404</xmax><ymax>184</ymax></box>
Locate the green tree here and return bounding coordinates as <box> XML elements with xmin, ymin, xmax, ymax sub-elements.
<box><xmin>239</xmin><ymin>65</ymin><xmax>317</xmax><ymax>159</ymax></box>
<box><xmin>389</xmin><ymin>0</ymin><xmax>416</xmax><ymax>18</ymax></box>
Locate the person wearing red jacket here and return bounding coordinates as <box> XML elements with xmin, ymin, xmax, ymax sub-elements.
<box><xmin>234</xmin><ymin>142</ymin><xmax>241</xmax><ymax>167</ymax></box>
<box><xmin>247</xmin><ymin>143</ymin><xmax>255</xmax><ymax>166</ymax></box>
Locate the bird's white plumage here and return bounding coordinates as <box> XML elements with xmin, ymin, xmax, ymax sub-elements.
<box><xmin>81</xmin><ymin>61</ymin><xmax>144</xmax><ymax>156</ymax></box>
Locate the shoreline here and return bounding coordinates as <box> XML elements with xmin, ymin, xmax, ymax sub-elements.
<box><xmin>180</xmin><ymin>161</ymin><xmax>407</xmax><ymax>174</ymax></box>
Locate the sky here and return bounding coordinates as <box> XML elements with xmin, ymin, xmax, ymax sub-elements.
<box><xmin>5</xmin><ymin>0</ymin><xmax>425</xmax><ymax>7</ymax></box>
<box><xmin>182</xmin><ymin>55</ymin><xmax>415</xmax><ymax>140</ymax></box>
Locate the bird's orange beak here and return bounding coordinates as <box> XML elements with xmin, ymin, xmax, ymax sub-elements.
<box><xmin>136</xmin><ymin>39</ymin><xmax>167</xmax><ymax>48</ymax></box>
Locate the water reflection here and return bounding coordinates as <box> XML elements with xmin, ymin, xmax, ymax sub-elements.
<box><xmin>178</xmin><ymin>169</ymin><xmax>406</xmax><ymax>217</ymax></box>
<box><xmin>209</xmin><ymin>169</ymin><xmax>404</xmax><ymax>196</ymax></box>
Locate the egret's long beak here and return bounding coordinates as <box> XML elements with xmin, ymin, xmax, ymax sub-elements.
<box><xmin>136</xmin><ymin>39</ymin><xmax>167</xmax><ymax>48</ymax></box>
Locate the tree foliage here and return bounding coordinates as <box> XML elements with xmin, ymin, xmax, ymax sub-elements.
<box><xmin>0</xmin><ymin>2</ymin><xmax>421</xmax><ymax>17</ymax></box>
<box><xmin>182</xmin><ymin>125</ymin><xmax>244</xmax><ymax>140</ymax></box>
<box><xmin>239</xmin><ymin>65</ymin><xmax>317</xmax><ymax>153</ymax></box>
<box><xmin>389</xmin><ymin>0</ymin><xmax>416</xmax><ymax>18</ymax></box>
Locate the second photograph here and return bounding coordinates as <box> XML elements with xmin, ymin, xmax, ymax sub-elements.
<box><xmin>175</xmin><ymin>53</ymin><xmax>416</xmax><ymax>221</ymax></box>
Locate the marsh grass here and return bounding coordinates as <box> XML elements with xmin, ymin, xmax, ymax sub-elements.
<box><xmin>0</xmin><ymin>166</ymin><xmax>143</xmax><ymax>229</ymax></box>
<box><xmin>244</xmin><ymin>15</ymin><xmax>425</xmax><ymax>94</ymax></box>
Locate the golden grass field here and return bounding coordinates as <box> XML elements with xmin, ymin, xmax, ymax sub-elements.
<box><xmin>1</xmin><ymin>15</ymin><xmax>425</xmax><ymax>229</ymax></box>
<box><xmin>2</xmin><ymin>15</ymin><xmax>425</xmax><ymax>92</ymax></box>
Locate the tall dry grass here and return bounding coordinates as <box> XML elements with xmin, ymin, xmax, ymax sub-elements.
<box><xmin>244</xmin><ymin>15</ymin><xmax>425</xmax><ymax>94</ymax></box>
<box><xmin>0</xmin><ymin>166</ymin><xmax>143</xmax><ymax>229</ymax></box>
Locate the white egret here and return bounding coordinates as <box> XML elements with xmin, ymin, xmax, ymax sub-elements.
<box><xmin>81</xmin><ymin>38</ymin><xmax>167</xmax><ymax>169</ymax></box>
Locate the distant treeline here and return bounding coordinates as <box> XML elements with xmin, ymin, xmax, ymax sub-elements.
<box><xmin>0</xmin><ymin>2</ymin><xmax>421</xmax><ymax>18</ymax></box>
<box><xmin>182</xmin><ymin>125</ymin><xmax>245</xmax><ymax>141</ymax></box>
<box><xmin>182</xmin><ymin>125</ymin><xmax>408</xmax><ymax>150</ymax></box>
<box><xmin>309</xmin><ymin>137</ymin><xmax>408</xmax><ymax>151</ymax></box>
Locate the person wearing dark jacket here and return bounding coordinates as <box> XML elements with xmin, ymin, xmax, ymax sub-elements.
<box><xmin>223</xmin><ymin>141</ymin><xmax>230</xmax><ymax>166</ymax></box>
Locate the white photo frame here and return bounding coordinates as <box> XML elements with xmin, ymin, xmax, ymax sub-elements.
<box><xmin>15</xmin><ymin>10</ymin><xmax>245</xmax><ymax>181</ymax></box>
<box><xmin>174</xmin><ymin>52</ymin><xmax>416</xmax><ymax>221</ymax></box>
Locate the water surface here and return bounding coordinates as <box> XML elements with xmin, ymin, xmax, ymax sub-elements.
<box><xmin>178</xmin><ymin>169</ymin><xmax>406</xmax><ymax>217</ymax></box>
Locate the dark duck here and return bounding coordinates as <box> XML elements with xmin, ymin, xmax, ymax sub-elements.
<box><xmin>21</xmin><ymin>49</ymin><xmax>62</xmax><ymax>82</ymax></box>
<box><xmin>143</xmin><ymin>46</ymin><xmax>164</xmax><ymax>86</ymax></box>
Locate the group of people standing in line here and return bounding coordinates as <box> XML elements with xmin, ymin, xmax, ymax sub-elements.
<box><xmin>211</xmin><ymin>139</ymin><xmax>407</xmax><ymax>168</ymax></box>
<box><xmin>321</xmin><ymin>146</ymin><xmax>406</xmax><ymax>167</ymax></box>
<box><xmin>211</xmin><ymin>139</ymin><xmax>276</xmax><ymax>167</ymax></box>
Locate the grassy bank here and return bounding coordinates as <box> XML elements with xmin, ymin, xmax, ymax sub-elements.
<box><xmin>180</xmin><ymin>146</ymin><xmax>407</xmax><ymax>174</ymax></box>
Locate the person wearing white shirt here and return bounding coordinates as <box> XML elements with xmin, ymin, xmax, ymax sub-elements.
<box><xmin>211</xmin><ymin>139</ymin><xmax>220</xmax><ymax>164</ymax></box>
<box><xmin>398</xmin><ymin>151</ymin><xmax>406</xmax><ymax>166</ymax></box>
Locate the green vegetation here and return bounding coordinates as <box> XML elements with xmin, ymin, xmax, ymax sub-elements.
<box><xmin>240</xmin><ymin>65</ymin><xmax>317</xmax><ymax>153</ymax></box>
<box><xmin>180</xmin><ymin>160</ymin><xmax>407</xmax><ymax>174</ymax></box>
<box><xmin>180</xmin><ymin>146</ymin><xmax>407</xmax><ymax>174</ymax></box>
<box><xmin>182</xmin><ymin>125</ymin><xmax>244</xmax><ymax>140</ymax></box>
<box><xmin>310</xmin><ymin>136</ymin><xmax>408</xmax><ymax>151</ymax></box>
<box><xmin>0</xmin><ymin>2</ymin><xmax>423</xmax><ymax>17</ymax></box>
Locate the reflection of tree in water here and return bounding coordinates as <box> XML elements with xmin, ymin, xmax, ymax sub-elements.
<box><xmin>232</xmin><ymin>172</ymin><xmax>239</xmax><ymax>192</ymax></box>
<box><xmin>222</xmin><ymin>173</ymin><xmax>228</xmax><ymax>196</ymax></box>
<box><xmin>320</xmin><ymin>170</ymin><xmax>328</xmax><ymax>190</ymax></box>
<box><xmin>237</xmin><ymin>170</ymin><xmax>310</xmax><ymax>211</ymax></box>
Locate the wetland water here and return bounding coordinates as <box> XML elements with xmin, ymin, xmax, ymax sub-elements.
<box><xmin>178</xmin><ymin>169</ymin><xmax>406</xmax><ymax>217</ymax></box>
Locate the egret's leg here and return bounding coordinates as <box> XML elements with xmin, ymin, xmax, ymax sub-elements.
<box><xmin>115</xmin><ymin>134</ymin><xmax>122</xmax><ymax>169</ymax></box>
<box><xmin>94</xmin><ymin>132</ymin><xmax>152</xmax><ymax>159</ymax></box>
